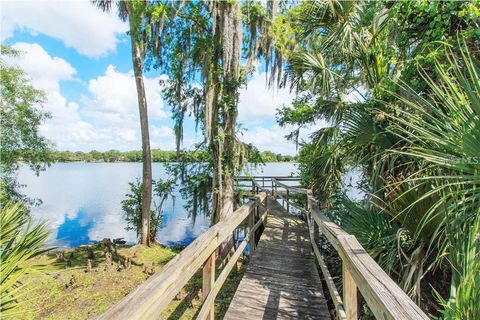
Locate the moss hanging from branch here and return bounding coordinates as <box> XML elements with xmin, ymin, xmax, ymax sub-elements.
<box><xmin>149</xmin><ymin>0</ymin><xmax>289</xmax><ymax>223</ymax></box>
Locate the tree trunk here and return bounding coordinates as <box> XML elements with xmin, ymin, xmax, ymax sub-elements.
<box><xmin>128</xmin><ymin>6</ymin><xmax>152</xmax><ymax>246</ymax></box>
<box><xmin>220</xmin><ymin>173</ymin><xmax>235</xmax><ymax>218</ymax></box>
<box><xmin>219</xmin><ymin>0</ymin><xmax>242</xmax><ymax>222</ymax></box>
<box><xmin>209</xmin><ymin>13</ymin><xmax>222</xmax><ymax>225</ymax></box>
<box><xmin>208</xmin><ymin>0</ymin><xmax>241</xmax><ymax>226</ymax></box>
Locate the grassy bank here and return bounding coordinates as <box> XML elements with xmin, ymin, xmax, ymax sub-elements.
<box><xmin>14</xmin><ymin>243</ymin><xmax>245</xmax><ymax>320</ymax></box>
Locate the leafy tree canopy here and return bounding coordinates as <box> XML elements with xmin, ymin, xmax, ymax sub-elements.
<box><xmin>0</xmin><ymin>45</ymin><xmax>52</xmax><ymax>203</ymax></box>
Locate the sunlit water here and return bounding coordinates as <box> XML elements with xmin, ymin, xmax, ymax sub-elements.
<box><xmin>18</xmin><ymin>162</ymin><xmax>298</xmax><ymax>248</ymax></box>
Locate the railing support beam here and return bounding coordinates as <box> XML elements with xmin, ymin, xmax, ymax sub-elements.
<box><xmin>343</xmin><ymin>263</ymin><xmax>357</xmax><ymax>320</ymax></box>
<box><xmin>286</xmin><ymin>189</ymin><xmax>290</xmax><ymax>213</ymax></box>
<box><xmin>202</xmin><ymin>251</ymin><xmax>216</xmax><ymax>320</ymax></box>
<box><xmin>248</xmin><ymin>209</ymin><xmax>256</xmax><ymax>256</ymax></box>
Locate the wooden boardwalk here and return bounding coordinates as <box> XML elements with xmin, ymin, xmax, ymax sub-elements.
<box><xmin>99</xmin><ymin>179</ymin><xmax>429</xmax><ymax>320</ymax></box>
<box><xmin>224</xmin><ymin>197</ymin><xmax>330</xmax><ymax>319</ymax></box>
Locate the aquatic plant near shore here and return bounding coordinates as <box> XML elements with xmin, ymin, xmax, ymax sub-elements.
<box><xmin>122</xmin><ymin>178</ymin><xmax>174</xmax><ymax>245</ymax></box>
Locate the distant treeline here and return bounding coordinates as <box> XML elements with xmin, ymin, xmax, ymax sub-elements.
<box><xmin>49</xmin><ymin>149</ymin><xmax>297</xmax><ymax>163</ymax></box>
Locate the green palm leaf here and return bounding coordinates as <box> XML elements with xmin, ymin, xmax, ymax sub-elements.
<box><xmin>0</xmin><ymin>202</ymin><xmax>50</xmax><ymax>318</ymax></box>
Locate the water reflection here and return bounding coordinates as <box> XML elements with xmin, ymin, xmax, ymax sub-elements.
<box><xmin>18</xmin><ymin>162</ymin><xmax>298</xmax><ymax>248</ymax></box>
<box><xmin>56</xmin><ymin>210</ymin><xmax>94</xmax><ymax>247</ymax></box>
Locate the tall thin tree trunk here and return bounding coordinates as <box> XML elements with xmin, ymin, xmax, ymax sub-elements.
<box><xmin>128</xmin><ymin>5</ymin><xmax>152</xmax><ymax>246</ymax></box>
<box><xmin>209</xmin><ymin>11</ymin><xmax>222</xmax><ymax>225</ymax></box>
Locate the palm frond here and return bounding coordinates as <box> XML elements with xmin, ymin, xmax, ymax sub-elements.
<box><xmin>0</xmin><ymin>202</ymin><xmax>50</xmax><ymax>318</ymax></box>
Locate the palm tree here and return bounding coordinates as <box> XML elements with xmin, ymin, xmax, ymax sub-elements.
<box><xmin>385</xmin><ymin>43</ymin><xmax>480</xmax><ymax>311</ymax></box>
<box><xmin>92</xmin><ymin>0</ymin><xmax>154</xmax><ymax>245</ymax></box>
<box><xmin>279</xmin><ymin>0</ymin><xmax>479</xmax><ymax>313</ymax></box>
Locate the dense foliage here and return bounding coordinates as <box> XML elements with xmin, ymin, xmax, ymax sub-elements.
<box><xmin>276</xmin><ymin>0</ymin><xmax>479</xmax><ymax>317</ymax></box>
<box><xmin>0</xmin><ymin>45</ymin><xmax>52</xmax><ymax>203</ymax></box>
<box><xmin>48</xmin><ymin>149</ymin><xmax>296</xmax><ymax>163</ymax></box>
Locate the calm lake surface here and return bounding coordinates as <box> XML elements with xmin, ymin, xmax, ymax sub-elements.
<box><xmin>18</xmin><ymin>162</ymin><xmax>298</xmax><ymax>248</ymax></box>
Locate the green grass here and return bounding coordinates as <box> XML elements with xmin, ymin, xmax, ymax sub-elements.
<box><xmin>12</xmin><ymin>243</ymin><xmax>246</xmax><ymax>320</ymax></box>
<box><xmin>13</xmin><ymin>243</ymin><xmax>175</xmax><ymax>320</ymax></box>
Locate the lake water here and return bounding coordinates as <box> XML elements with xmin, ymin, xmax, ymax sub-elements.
<box><xmin>18</xmin><ymin>162</ymin><xmax>298</xmax><ymax>248</ymax></box>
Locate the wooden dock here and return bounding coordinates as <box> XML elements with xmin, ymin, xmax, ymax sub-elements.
<box><xmin>99</xmin><ymin>176</ymin><xmax>429</xmax><ymax>320</ymax></box>
<box><xmin>224</xmin><ymin>197</ymin><xmax>329</xmax><ymax>319</ymax></box>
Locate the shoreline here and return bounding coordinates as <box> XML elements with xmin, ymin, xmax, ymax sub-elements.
<box><xmin>15</xmin><ymin>241</ymin><xmax>244</xmax><ymax>320</ymax></box>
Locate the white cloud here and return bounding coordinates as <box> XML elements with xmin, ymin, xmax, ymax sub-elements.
<box><xmin>88</xmin><ymin>213</ymin><xmax>137</xmax><ymax>244</ymax></box>
<box><xmin>240</xmin><ymin>122</ymin><xmax>326</xmax><ymax>155</ymax></box>
<box><xmin>8</xmin><ymin>42</ymin><xmax>99</xmax><ymax>149</ymax></box>
<box><xmin>5</xmin><ymin>41</ymin><xmax>316</xmax><ymax>154</ymax></box>
<box><xmin>79</xmin><ymin>65</ymin><xmax>173</xmax><ymax>150</ymax></box>
<box><xmin>152</xmin><ymin>125</ymin><xmax>174</xmax><ymax>138</ymax></box>
<box><xmin>1</xmin><ymin>1</ymin><xmax>127</xmax><ymax>57</ymax></box>
<box><xmin>238</xmin><ymin>71</ymin><xmax>294</xmax><ymax>122</ymax></box>
<box><xmin>150</xmin><ymin>126</ymin><xmax>176</xmax><ymax>150</ymax></box>
<box><xmin>118</xmin><ymin>128</ymin><xmax>137</xmax><ymax>142</ymax></box>
<box><xmin>7</xmin><ymin>42</ymin><xmax>174</xmax><ymax>151</ymax></box>
<box><xmin>84</xmin><ymin>65</ymin><xmax>168</xmax><ymax>127</ymax></box>
<box><xmin>10</xmin><ymin>42</ymin><xmax>76</xmax><ymax>91</ymax></box>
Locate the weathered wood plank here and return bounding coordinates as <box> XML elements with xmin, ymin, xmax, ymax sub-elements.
<box><xmin>224</xmin><ymin>197</ymin><xmax>330</xmax><ymax>320</ymax></box>
<box><xmin>235</xmin><ymin>176</ymin><xmax>300</xmax><ymax>181</ymax></box>
<box><xmin>248</xmin><ymin>211</ymin><xmax>256</xmax><ymax>256</ymax></box>
<box><xmin>197</xmin><ymin>237</ymin><xmax>248</xmax><ymax>320</ymax></box>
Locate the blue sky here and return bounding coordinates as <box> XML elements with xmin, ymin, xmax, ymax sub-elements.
<box><xmin>1</xmin><ymin>1</ymin><xmax>321</xmax><ymax>155</ymax></box>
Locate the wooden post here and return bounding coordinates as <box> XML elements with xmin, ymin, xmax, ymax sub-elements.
<box><xmin>343</xmin><ymin>263</ymin><xmax>358</xmax><ymax>320</ymax></box>
<box><xmin>306</xmin><ymin>190</ymin><xmax>318</xmax><ymax>242</ymax></box>
<box><xmin>263</xmin><ymin>192</ymin><xmax>268</xmax><ymax>226</ymax></box>
<box><xmin>202</xmin><ymin>251</ymin><xmax>215</xmax><ymax>320</ymax></box>
<box><xmin>248</xmin><ymin>210</ymin><xmax>255</xmax><ymax>256</ymax></box>
<box><xmin>286</xmin><ymin>189</ymin><xmax>290</xmax><ymax>213</ymax></box>
<box><xmin>313</xmin><ymin>220</ymin><xmax>319</xmax><ymax>244</ymax></box>
<box><xmin>307</xmin><ymin>190</ymin><xmax>313</xmax><ymax>212</ymax></box>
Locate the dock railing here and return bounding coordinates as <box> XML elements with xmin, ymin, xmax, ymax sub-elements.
<box><xmin>269</xmin><ymin>177</ymin><xmax>429</xmax><ymax>320</ymax></box>
<box><xmin>99</xmin><ymin>175</ymin><xmax>429</xmax><ymax>320</ymax></box>
<box><xmin>99</xmin><ymin>192</ymin><xmax>267</xmax><ymax>320</ymax></box>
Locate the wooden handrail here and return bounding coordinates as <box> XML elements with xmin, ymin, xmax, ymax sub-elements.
<box><xmin>271</xmin><ymin>178</ymin><xmax>309</xmax><ymax>194</ymax></box>
<box><xmin>251</xmin><ymin>179</ymin><xmax>271</xmax><ymax>194</ymax></box>
<box><xmin>309</xmin><ymin>199</ymin><xmax>428</xmax><ymax>319</ymax></box>
<box><xmin>270</xmin><ymin>180</ymin><xmax>429</xmax><ymax>320</ymax></box>
<box><xmin>235</xmin><ymin>175</ymin><xmax>300</xmax><ymax>180</ymax></box>
<box><xmin>99</xmin><ymin>192</ymin><xmax>267</xmax><ymax>320</ymax></box>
